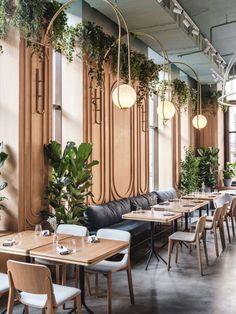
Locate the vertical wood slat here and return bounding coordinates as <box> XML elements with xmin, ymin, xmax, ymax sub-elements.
<box><xmin>83</xmin><ymin>63</ymin><xmax>149</xmax><ymax>204</ymax></box>
<box><xmin>19</xmin><ymin>42</ymin><xmax>52</xmax><ymax>230</ymax></box>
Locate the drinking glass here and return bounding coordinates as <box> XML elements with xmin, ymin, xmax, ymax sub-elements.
<box><xmin>67</xmin><ymin>239</ymin><xmax>77</xmax><ymax>253</ymax></box>
<box><xmin>14</xmin><ymin>233</ymin><xmax>22</xmax><ymax>245</ymax></box>
<box><xmin>34</xmin><ymin>224</ymin><xmax>42</xmax><ymax>236</ymax></box>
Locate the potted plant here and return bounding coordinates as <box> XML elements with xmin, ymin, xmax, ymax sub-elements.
<box><xmin>44</xmin><ymin>141</ymin><xmax>99</xmax><ymax>225</ymax></box>
<box><xmin>0</xmin><ymin>142</ymin><xmax>8</xmax><ymax>209</ymax></box>
<box><xmin>197</xmin><ymin>147</ymin><xmax>220</xmax><ymax>192</ymax></box>
<box><xmin>180</xmin><ymin>146</ymin><xmax>199</xmax><ymax>195</ymax></box>
<box><xmin>223</xmin><ymin>162</ymin><xmax>236</xmax><ymax>187</ymax></box>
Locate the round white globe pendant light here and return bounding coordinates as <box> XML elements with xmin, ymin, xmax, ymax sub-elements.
<box><xmin>157</xmin><ymin>100</ymin><xmax>176</xmax><ymax>121</ymax></box>
<box><xmin>192</xmin><ymin>83</ymin><xmax>207</xmax><ymax>130</ymax></box>
<box><xmin>112</xmin><ymin>84</ymin><xmax>137</xmax><ymax>109</ymax></box>
<box><xmin>192</xmin><ymin>114</ymin><xmax>207</xmax><ymax>129</ymax></box>
<box><xmin>111</xmin><ymin>6</ymin><xmax>136</xmax><ymax>109</ymax></box>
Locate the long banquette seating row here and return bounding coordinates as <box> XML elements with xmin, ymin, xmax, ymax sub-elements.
<box><xmin>85</xmin><ymin>188</ymin><xmax>177</xmax><ymax>239</ymax></box>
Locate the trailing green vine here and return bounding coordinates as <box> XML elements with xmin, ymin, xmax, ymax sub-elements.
<box><xmin>0</xmin><ymin>0</ymin><xmax>14</xmax><ymax>53</ymax></box>
<box><xmin>0</xmin><ymin>0</ymin><xmax>67</xmax><ymax>54</ymax></box>
<box><xmin>57</xmin><ymin>21</ymin><xmax>161</xmax><ymax>103</ymax></box>
<box><xmin>158</xmin><ymin>78</ymin><xmax>197</xmax><ymax>112</ymax></box>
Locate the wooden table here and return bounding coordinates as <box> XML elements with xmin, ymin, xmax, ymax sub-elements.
<box><xmin>0</xmin><ymin>230</ymin><xmax>70</xmax><ymax>259</ymax></box>
<box><xmin>219</xmin><ymin>189</ymin><xmax>236</xmax><ymax>196</ymax></box>
<box><xmin>30</xmin><ymin>236</ymin><xmax>128</xmax><ymax>314</ymax></box>
<box><xmin>153</xmin><ymin>199</ymin><xmax>209</xmax><ymax>230</ymax></box>
<box><xmin>122</xmin><ymin>210</ymin><xmax>182</xmax><ymax>270</ymax></box>
<box><xmin>182</xmin><ymin>192</ymin><xmax>224</xmax><ymax>202</ymax></box>
<box><xmin>0</xmin><ymin>231</ymin><xmax>12</xmax><ymax>237</ymax></box>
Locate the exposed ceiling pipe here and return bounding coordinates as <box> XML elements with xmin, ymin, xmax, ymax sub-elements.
<box><xmin>210</xmin><ymin>19</ymin><xmax>236</xmax><ymax>44</ymax></box>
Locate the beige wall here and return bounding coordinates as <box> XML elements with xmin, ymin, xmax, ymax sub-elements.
<box><xmin>0</xmin><ymin>28</ymin><xmax>20</xmax><ymax>231</ymax></box>
<box><xmin>158</xmin><ymin>114</ymin><xmax>173</xmax><ymax>189</ymax></box>
<box><xmin>61</xmin><ymin>13</ymin><xmax>83</xmax><ymax>147</ymax></box>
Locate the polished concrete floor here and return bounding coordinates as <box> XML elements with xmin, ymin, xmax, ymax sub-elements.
<box><xmin>1</xmin><ymin>222</ymin><xmax>236</xmax><ymax>314</ymax></box>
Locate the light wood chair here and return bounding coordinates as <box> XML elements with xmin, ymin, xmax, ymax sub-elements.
<box><xmin>7</xmin><ymin>260</ymin><xmax>81</xmax><ymax>314</ymax></box>
<box><xmin>35</xmin><ymin>224</ymin><xmax>87</xmax><ymax>285</ymax></box>
<box><xmin>0</xmin><ymin>272</ymin><xmax>9</xmax><ymax>314</ymax></box>
<box><xmin>84</xmin><ymin>229</ymin><xmax>134</xmax><ymax>314</ymax></box>
<box><xmin>167</xmin><ymin>215</ymin><xmax>208</xmax><ymax>276</ymax></box>
<box><xmin>227</xmin><ymin>196</ymin><xmax>236</xmax><ymax>237</ymax></box>
<box><xmin>194</xmin><ymin>205</ymin><xmax>223</xmax><ymax>257</ymax></box>
<box><xmin>220</xmin><ymin>202</ymin><xmax>230</xmax><ymax>245</ymax></box>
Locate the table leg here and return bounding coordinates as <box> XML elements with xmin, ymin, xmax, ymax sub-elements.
<box><xmin>145</xmin><ymin>222</ymin><xmax>167</xmax><ymax>270</ymax></box>
<box><xmin>79</xmin><ymin>266</ymin><xmax>94</xmax><ymax>314</ymax></box>
<box><xmin>174</xmin><ymin>219</ymin><xmax>178</xmax><ymax>232</ymax></box>
<box><xmin>184</xmin><ymin>213</ymin><xmax>189</xmax><ymax>231</ymax></box>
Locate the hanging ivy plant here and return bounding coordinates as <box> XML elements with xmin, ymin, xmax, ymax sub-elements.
<box><xmin>202</xmin><ymin>89</ymin><xmax>226</xmax><ymax>115</ymax></box>
<box><xmin>0</xmin><ymin>0</ymin><xmax>67</xmax><ymax>54</ymax></box>
<box><xmin>0</xmin><ymin>0</ymin><xmax>14</xmax><ymax>53</ymax></box>
<box><xmin>157</xmin><ymin>78</ymin><xmax>197</xmax><ymax>112</ymax></box>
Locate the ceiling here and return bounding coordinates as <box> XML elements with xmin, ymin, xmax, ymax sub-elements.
<box><xmin>83</xmin><ymin>0</ymin><xmax>236</xmax><ymax>84</ymax></box>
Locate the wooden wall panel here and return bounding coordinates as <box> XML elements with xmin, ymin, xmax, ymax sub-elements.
<box><xmin>84</xmin><ymin>63</ymin><xmax>149</xmax><ymax>204</ymax></box>
<box><xmin>19</xmin><ymin>43</ymin><xmax>52</xmax><ymax>230</ymax></box>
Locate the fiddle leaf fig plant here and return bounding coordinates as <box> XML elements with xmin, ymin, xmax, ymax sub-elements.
<box><xmin>197</xmin><ymin>147</ymin><xmax>220</xmax><ymax>190</ymax></box>
<box><xmin>0</xmin><ymin>142</ymin><xmax>8</xmax><ymax>209</ymax></box>
<box><xmin>45</xmin><ymin>141</ymin><xmax>99</xmax><ymax>225</ymax></box>
<box><xmin>180</xmin><ymin>146</ymin><xmax>199</xmax><ymax>195</ymax></box>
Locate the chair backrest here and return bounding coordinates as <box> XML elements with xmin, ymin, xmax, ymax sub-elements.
<box><xmin>229</xmin><ymin>196</ymin><xmax>236</xmax><ymax>215</ymax></box>
<box><xmin>214</xmin><ymin>194</ymin><xmax>232</xmax><ymax>209</ymax></box>
<box><xmin>221</xmin><ymin>202</ymin><xmax>229</xmax><ymax>218</ymax></box>
<box><xmin>7</xmin><ymin>260</ymin><xmax>54</xmax><ymax>296</ymax></box>
<box><xmin>195</xmin><ymin>215</ymin><xmax>207</xmax><ymax>236</ymax></box>
<box><xmin>212</xmin><ymin>205</ymin><xmax>223</xmax><ymax>222</ymax></box>
<box><xmin>97</xmin><ymin>228</ymin><xmax>131</xmax><ymax>256</ymax></box>
<box><xmin>57</xmin><ymin>224</ymin><xmax>87</xmax><ymax>236</ymax></box>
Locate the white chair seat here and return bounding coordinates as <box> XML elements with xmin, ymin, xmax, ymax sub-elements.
<box><xmin>0</xmin><ymin>273</ymin><xmax>9</xmax><ymax>294</ymax></box>
<box><xmin>169</xmin><ymin>231</ymin><xmax>196</xmax><ymax>242</ymax></box>
<box><xmin>86</xmin><ymin>258</ymin><xmax>127</xmax><ymax>273</ymax></box>
<box><xmin>19</xmin><ymin>284</ymin><xmax>81</xmax><ymax>308</ymax></box>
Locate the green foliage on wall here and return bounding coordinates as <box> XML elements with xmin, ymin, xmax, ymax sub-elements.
<box><xmin>0</xmin><ymin>142</ymin><xmax>8</xmax><ymax>209</ymax></box>
<box><xmin>158</xmin><ymin>78</ymin><xmax>197</xmax><ymax>112</ymax></box>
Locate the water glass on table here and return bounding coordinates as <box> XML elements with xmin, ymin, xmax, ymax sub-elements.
<box><xmin>34</xmin><ymin>224</ymin><xmax>42</xmax><ymax>236</ymax></box>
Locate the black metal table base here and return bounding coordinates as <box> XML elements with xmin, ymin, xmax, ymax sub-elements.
<box><xmin>79</xmin><ymin>266</ymin><xmax>94</xmax><ymax>314</ymax></box>
<box><xmin>145</xmin><ymin>221</ymin><xmax>167</xmax><ymax>270</ymax></box>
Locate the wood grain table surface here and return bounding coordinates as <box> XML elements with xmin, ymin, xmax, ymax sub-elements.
<box><xmin>30</xmin><ymin>236</ymin><xmax>128</xmax><ymax>266</ymax></box>
<box><xmin>153</xmin><ymin>199</ymin><xmax>209</xmax><ymax>213</ymax></box>
<box><xmin>122</xmin><ymin>210</ymin><xmax>182</xmax><ymax>223</ymax></box>
<box><xmin>0</xmin><ymin>230</ymin><xmax>71</xmax><ymax>256</ymax></box>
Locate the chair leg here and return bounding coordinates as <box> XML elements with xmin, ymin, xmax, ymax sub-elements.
<box><xmin>62</xmin><ymin>265</ymin><xmax>67</xmax><ymax>285</ymax></box>
<box><xmin>126</xmin><ymin>265</ymin><xmax>134</xmax><ymax>305</ymax></box>
<box><xmin>202</xmin><ymin>232</ymin><xmax>209</xmax><ymax>266</ymax></box>
<box><xmin>230</xmin><ymin>213</ymin><xmax>235</xmax><ymax>237</ymax></box>
<box><xmin>106</xmin><ymin>273</ymin><xmax>112</xmax><ymax>314</ymax></box>
<box><xmin>75</xmin><ymin>267</ymin><xmax>79</xmax><ymax>288</ymax></box>
<box><xmin>225</xmin><ymin>217</ymin><xmax>231</xmax><ymax>243</ymax></box>
<box><xmin>55</xmin><ymin>265</ymin><xmax>60</xmax><ymax>284</ymax></box>
<box><xmin>167</xmin><ymin>239</ymin><xmax>173</xmax><ymax>271</ymax></box>
<box><xmin>41</xmin><ymin>309</ymin><xmax>46</xmax><ymax>314</ymax></box>
<box><xmin>86</xmin><ymin>273</ymin><xmax>92</xmax><ymax>296</ymax></box>
<box><xmin>24</xmin><ymin>305</ymin><xmax>29</xmax><ymax>314</ymax></box>
<box><xmin>219</xmin><ymin>221</ymin><xmax>226</xmax><ymax>250</ymax></box>
<box><xmin>213</xmin><ymin>225</ymin><xmax>219</xmax><ymax>257</ymax></box>
<box><xmin>75</xmin><ymin>295</ymin><xmax>82</xmax><ymax>314</ymax></box>
<box><xmin>196</xmin><ymin>239</ymin><xmax>203</xmax><ymax>276</ymax></box>
<box><xmin>7</xmin><ymin>287</ymin><xmax>15</xmax><ymax>314</ymax></box>
<box><xmin>175</xmin><ymin>242</ymin><xmax>179</xmax><ymax>264</ymax></box>
<box><xmin>95</xmin><ymin>273</ymin><xmax>99</xmax><ymax>297</ymax></box>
